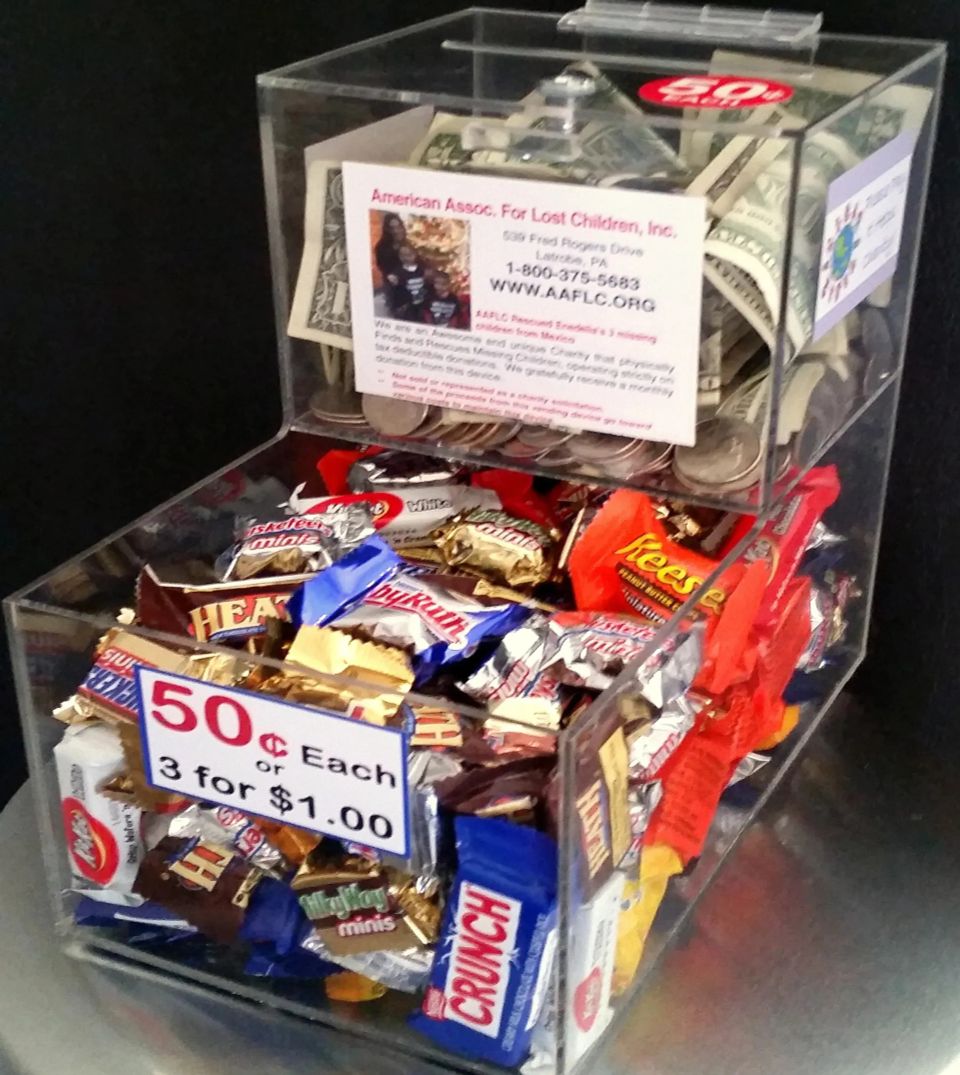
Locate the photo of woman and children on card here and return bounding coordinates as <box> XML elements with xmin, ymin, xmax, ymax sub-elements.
<box><xmin>370</xmin><ymin>211</ymin><xmax>472</xmax><ymax>330</ymax></box>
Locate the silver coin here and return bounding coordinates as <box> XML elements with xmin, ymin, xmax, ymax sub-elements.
<box><xmin>362</xmin><ymin>394</ymin><xmax>430</xmax><ymax>437</ymax></box>
<box><xmin>567</xmin><ymin>432</ymin><xmax>642</xmax><ymax>462</ymax></box>
<box><xmin>455</xmin><ymin>423</ymin><xmax>504</xmax><ymax>449</ymax></box>
<box><xmin>498</xmin><ymin>437</ymin><xmax>551</xmax><ymax>460</ymax></box>
<box><xmin>408</xmin><ymin>407</ymin><xmax>449</xmax><ymax>440</ymax></box>
<box><xmin>309</xmin><ymin>385</ymin><xmax>365</xmax><ymax>423</ymax></box>
<box><xmin>537</xmin><ymin>448</ymin><xmax>576</xmax><ymax>467</ymax></box>
<box><xmin>515</xmin><ymin>426</ymin><xmax>576</xmax><ymax>450</ymax></box>
<box><xmin>860</xmin><ymin>307</ymin><xmax>896</xmax><ymax>375</ymax></box>
<box><xmin>617</xmin><ymin>440</ymin><xmax>675</xmax><ymax>476</ymax></box>
<box><xmin>673</xmin><ymin>418</ymin><xmax>762</xmax><ymax>487</ymax></box>
<box><xmin>480</xmin><ymin>421</ymin><xmax>523</xmax><ymax>448</ymax></box>
<box><xmin>437</xmin><ymin>423</ymin><xmax>474</xmax><ymax>446</ymax></box>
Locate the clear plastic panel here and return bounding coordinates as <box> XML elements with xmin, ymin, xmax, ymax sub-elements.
<box><xmin>560</xmin><ymin>377</ymin><xmax>898</xmax><ymax>1074</ymax></box>
<box><xmin>260</xmin><ymin>11</ymin><xmax>941</xmax><ymax>512</ymax></box>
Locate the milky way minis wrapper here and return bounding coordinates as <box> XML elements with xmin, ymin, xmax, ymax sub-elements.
<box><xmin>434</xmin><ymin>509</ymin><xmax>558</xmax><ymax>588</ymax></box>
<box><xmin>413</xmin><ymin>817</ymin><xmax>557</xmax><ymax>1067</ymax></box>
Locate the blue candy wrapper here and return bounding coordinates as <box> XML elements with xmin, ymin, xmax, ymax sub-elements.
<box><xmin>287</xmin><ymin>535</ymin><xmax>401</xmax><ymax>627</ymax></box>
<box><xmin>74</xmin><ymin>896</ymin><xmax>198</xmax><ymax>946</ymax></box>
<box><xmin>333</xmin><ymin>570</ymin><xmax>530</xmax><ymax>685</ymax></box>
<box><xmin>245</xmin><ymin>930</ymin><xmax>339</xmax><ymax>979</ymax></box>
<box><xmin>412</xmin><ymin>817</ymin><xmax>557</xmax><ymax>1067</ymax></box>
<box><xmin>239</xmin><ymin>877</ymin><xmax>307</xmax><ymax>956</ymax></box>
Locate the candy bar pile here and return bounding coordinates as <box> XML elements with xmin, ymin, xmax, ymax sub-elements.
<box><xmin>54</xmin><ymin>446</ymin><xmax>856</xmax><ymax>1068</ymax></box>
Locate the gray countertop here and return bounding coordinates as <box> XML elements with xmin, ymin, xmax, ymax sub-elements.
<box><xmin>2</xmin><ymin>698</ymin><xmax>959</xmax><ymax>1075</ymax></box>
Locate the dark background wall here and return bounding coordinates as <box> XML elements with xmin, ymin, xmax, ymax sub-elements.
<box><xmin>3</xmin><ymin>2</ymin><xmax>958</xmax><ymax>807</ymax></box>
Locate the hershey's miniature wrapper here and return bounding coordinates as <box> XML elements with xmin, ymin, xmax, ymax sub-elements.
<box><xmin>168</xmin><ymin>804</ymin><xmax>288</xmax><ymax>875</ymax></box>
<box><xmin>348</xmin><ymin>451</ymin><xmax>460</xmax><ymax>490</ymax></box>
<box><xmin>54</xmin><ymin>722</ymin><xmax>144</xmax><ymax>904</ymax></box>
<box><xmin>137</xmin><ymin>564</ymin><xmax>303</xmax><ymax>643</ymax></box>
<box><xmin>133</xmin><ymin>835</ymin><xmax>263</xmax><ymax>944</ymax></box>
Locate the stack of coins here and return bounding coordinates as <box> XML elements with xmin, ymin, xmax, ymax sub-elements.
<box><xmin>672</xmin><ymin>417</ymin><xmax>763</xmax><ymax>495</ymax></box>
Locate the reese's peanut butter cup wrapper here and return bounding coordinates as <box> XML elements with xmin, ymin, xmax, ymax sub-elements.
<box><xmin>133</xmin><ymin>835</ymin><xmax>263</xmax><ymax>944</ymax></box>
<box><xmin>568</xmin><ymin>490</ymin><xmax>768</xmax><ymax>695</ymax></box>
<box><xmin>433</xmin><ymin>509</ymin><xmax>558</xmax><ymax>588</ymax></box>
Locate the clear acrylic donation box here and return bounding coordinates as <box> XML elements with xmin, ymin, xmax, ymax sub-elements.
<box><xmin>6</xmin><ymin>5</ymin><xmax>944</xmax><ymax>1074</ymax></box>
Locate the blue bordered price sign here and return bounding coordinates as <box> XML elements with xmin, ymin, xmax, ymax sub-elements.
<box><xmin>135</xmin><ymin>667</ymin><xmax>410</xmax><ymax>856</ymax></box>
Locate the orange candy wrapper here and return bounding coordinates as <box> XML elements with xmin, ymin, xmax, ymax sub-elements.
<box><xmin>568</xmin><ymin>490</ymin><xmax>767</xmax><ymax>696</ymax></box>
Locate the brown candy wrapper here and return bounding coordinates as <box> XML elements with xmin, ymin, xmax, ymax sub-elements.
<box><xmin>433</xmin><ymin>509</ymin><xmax>558</xmax><ymax>588</ymax></box>
<box><xmin>133</xmin><ymin>835</ymin><xmax>262</xmax><ymax>944</ymax></box>
<box><xmin>435</xmin><ymin>755</ymin><xmax>555</xmax><ymax>821</ymax></box>
<box><xmin>136</xmin><ymin>564</ymin><xmax>303</xmax><ymax>644</ymax></box>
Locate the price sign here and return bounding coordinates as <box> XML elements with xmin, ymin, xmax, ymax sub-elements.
<box><xmin>638</xmin><ymin>75</ymin><xmax>794</xmax><ymax>110</ymax></box>
<box><xmin>135</xmin><ymin>667</ymin><xmax>409</xmax><ymax>856</ymax></box>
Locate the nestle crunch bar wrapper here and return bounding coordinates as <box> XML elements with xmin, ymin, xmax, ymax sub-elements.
<box><xmin>412</xmin><ymin>816</ymin><xmax>557</xmax><ymax>1067</ymax></box>
<box><xmin>54</xmin><ymin>722</ymin><xmax>144</xmax><ymax>905</ymax></box>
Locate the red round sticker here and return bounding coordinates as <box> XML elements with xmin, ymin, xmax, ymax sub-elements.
<box><xmin>638</xmin><ymin>75</ymin><xmax>794</xmax><ymax>109</ymax></box>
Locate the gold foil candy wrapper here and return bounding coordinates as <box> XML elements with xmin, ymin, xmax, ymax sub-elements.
<box><xmin>433</xmin><ymin>509</ymin><xmax>558</xmax><ymax>588</ymax></box>
<box><xmin>117</xmin><ymin>721</ymin><xmax>192</xmax><ymax>812</ymax></box>
<box><xmin>388</xmin><ymin>872</ymin><xmax>442</xmax><ymax>945</ymax></box>
<box><xmin>262</xmin><ymin>627</ymin><xmax>413</xmax><ymax>725</ymax></box>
